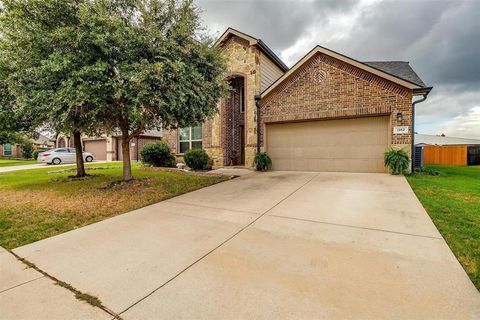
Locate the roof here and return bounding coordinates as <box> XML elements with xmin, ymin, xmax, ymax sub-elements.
<box><xmin>363</xmin><ymin>61</ymin><xmax>426</xmax><ymax>87</ymax></box>
<box><xmin>261</xmin><ymin>45</ymin><xmax>427</xmax><ymax>98</ymax></box>
<box><xmin>415</xmin><ymin>134</ymin><xmax>480</xmax><ymax>146</ymax></box>
<box><xmin>215</xmin><ymin>28</ymin><xmax>289</xmax><ymax>72</ymax></box>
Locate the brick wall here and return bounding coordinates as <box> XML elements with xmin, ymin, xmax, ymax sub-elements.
<box><xmin>259</xmin><ymin>52</ymin><xmax>413</xmax><ymax>152</ymax></box>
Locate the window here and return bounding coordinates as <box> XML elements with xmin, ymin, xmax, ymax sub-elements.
<box><xmin>55</xmin><ymin>148</ymin><xmax>68</xmax><ymax>153</ymax></box>
<box><xmin>179</xmin><ymin>125</ymin><xmax>202</xmax><ymax>153</ymax></box>
<box><xmin>239</xmin><ymin>86</ymin><xmax>245</xmax><ymax>113</ymax></box>
<box><xmin>68</xmin><ymin>148</ymin><xmax>76</xmax><ymax>153</ymax></box>
<box><xmin>3</xmin><ymin>144</ymin><xmax>12</xmax><ymax>156</ymax></box>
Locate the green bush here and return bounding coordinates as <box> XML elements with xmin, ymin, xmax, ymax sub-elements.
<box><xmin>414</xmin><ymin>166</ymin><xmax>440</xmax><ymax>176</ymax></box>
<box><xmin>33</xmin><ymin>149</ymin><xmax>46</xmax><ymax>160</ymax></box>
<box><xmin>184</xmin><ymin>148</ymin><xmax>209</xmax><ymax>170</ymax></box>
<box><xmin>384</xmin><ymin>148</ymin><xmax>410</xmax><ymax>175</ymax></box>
<box><xmin>140</xmin><ymin>141</ymin><xmax>175</xmax><ymax>167</ymax></box>
<box><xmin>20</xmin><ymin>141</ymin><xmax>34</xmax><ymax>159</ymax></box>
<box><xmin>253</xmin><ymin>152</ymin><xmax>272</xmax><ymax>171</ymax></box>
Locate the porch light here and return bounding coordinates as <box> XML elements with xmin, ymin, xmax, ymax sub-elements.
<box><xmin>396</xmin><ymin>112</ymin><xmax>404</xmax><ymax>121</ymax></box>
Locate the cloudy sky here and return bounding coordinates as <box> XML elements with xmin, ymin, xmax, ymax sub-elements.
<box><xmin>196</xmin><ymin>0</ymin><xmax>480</xmax><ymax>139</ymax></box>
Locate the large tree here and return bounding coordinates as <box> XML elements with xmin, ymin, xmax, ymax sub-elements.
<box><xmin>0</xmin><ymin>0</ymin><xmax>110</xmax><ymax>176</ymax></box>
<box><xmin>85</xmin><ymin>0</ymin><xmax>227</xmax><ymax>181</ymax></box>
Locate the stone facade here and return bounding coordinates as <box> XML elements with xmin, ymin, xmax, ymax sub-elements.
<box><xmin>259</xmin><ymin>52</ymin><xmax>413</xmax><ymax>154</ymax></box>
<box><xmin>163</xmin><ymin>34</ymin><xmax>262</xmax><ymax>167</ymax></box>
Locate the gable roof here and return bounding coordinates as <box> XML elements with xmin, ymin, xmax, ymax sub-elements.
<box><xmin>415</xmin><ymin>134</ymin><xmax>480</xmax><ymax>146</ymax></box>
<box><xmin>364</xmin><ymin>61</ymin><xmax>426</xmax><ymax>87</ymax></box>
<box><xmin>215</xmin><ymin>28</ymin><xmax>289</xmax><ymax>72</ymax></box>
<box><xmin>261</xmin><ymin>45</ymin><xmax>428</xmax><ymax>98</ymax></box>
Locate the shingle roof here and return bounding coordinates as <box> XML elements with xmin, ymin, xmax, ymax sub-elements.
<box><xmin>415</xmin><ymin>134</ymin><xmax>480</xmax><ymax>146</ymax></box>
<box><xmin>363</xmin><ymin>61</ymin><xmax>426</xmax><ymax>87</ymax></box>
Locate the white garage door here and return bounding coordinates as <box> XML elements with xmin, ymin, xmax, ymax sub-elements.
<box><xmin>266</xmin><ymin>116</ymin><xmax>389</xmax><ymax>173</ymax></box>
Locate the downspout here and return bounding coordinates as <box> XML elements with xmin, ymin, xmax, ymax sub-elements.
<box><xmin>411</xmin><ymin>87</ymin><xmax>433</xmax><ymax>173</ymax></box>
<box><xmin>255</xmin><ymin>95</ymin><xmax>261</xmax><ymax>153</ymax></box>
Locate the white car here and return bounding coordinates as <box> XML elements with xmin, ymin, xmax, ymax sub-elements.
<box><xmin>37</xmin><ymin>148</ymin><xmax>95</xmax><ymax>165</ymax></box>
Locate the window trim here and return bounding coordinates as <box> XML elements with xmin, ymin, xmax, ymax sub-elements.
<box><xmin>178</xmin><ymin>125</ymin><xmax>202</xmax><ymax>154</ymax></box>
<box><xmin>3</xmin><ymin>143</ymin><xmax>12</xmax><ymax>156</ymax></box>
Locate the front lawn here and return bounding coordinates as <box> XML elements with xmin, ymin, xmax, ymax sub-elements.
<box><xmin>0</xmin><ymin>163</ymin><xmax>227</xmax><ymax>249</ymax></box>
<box><xmin>406</xmin><ymin>165</ymin><xmax>480</xmax><ymax>290</ymax></box>
<box><xmin>0</xmin><ymin>158</ymin><xmax>37</xmax><ymax>167</ymax></box>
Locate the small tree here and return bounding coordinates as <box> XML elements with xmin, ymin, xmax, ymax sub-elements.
<box><xmin>84</xmin><ymin>0</ymin><xmax>227</xmax><ymax>181</ymax></box>
<box><xmin>20</xmin><ymin>140</ymin><xmax>34</xmax><ymax>159</ymax></box>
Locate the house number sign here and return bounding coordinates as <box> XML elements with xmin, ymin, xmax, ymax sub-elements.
<box><xmin>393</xmin><ymin>126</ymin><xmax>409</xmax><ymax>134</ymax></box>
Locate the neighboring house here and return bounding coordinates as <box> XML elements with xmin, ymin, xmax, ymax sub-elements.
<box><xmin>1</xmin><ymin>133</ymin><xmax>54</xmax><ymax>158</ymax></box>
<box><xmin>34</xmin><ymin>133</ymin><xmax>55</xmax><ymax>149</ymax></box>
<box><xmin>55</xmin><ymin>131</ymin><xmax>161</xmax><ymax>161</ymax></box>
<box><xmin>0</xmin><ymin>143</ymin><xmax>21</xmax><ymax>157</ymax></box>
<box><xmin>415</xmin><ymin>134</ymin><xmax>480</xmax><ymax>166</ymax></box>
<box><xmin>163</xmin><ymin>28</ymin><xmax>432</xmax><ymax>173</ymax></box>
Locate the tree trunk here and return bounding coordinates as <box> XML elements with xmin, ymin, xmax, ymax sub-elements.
<box><xmin>121</xmin><ymin>136</ymin><xmax>133</xmax><ymax>181</ymax></box>
<box><xmin>73</xmin><ymin>130</ymin><xmax>86</xmax><ymax>177</ymax></box>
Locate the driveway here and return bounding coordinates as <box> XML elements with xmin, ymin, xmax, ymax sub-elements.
<box><xmin>10</xmin><ymin>172</ymin><xmax>480</xmax><ymax>319</ymax></box>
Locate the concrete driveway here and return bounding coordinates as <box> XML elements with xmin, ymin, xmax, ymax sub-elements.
<box><xmin>10</xmin><ymin>171</ymin><xmax>480</xmax><ymax>319</ymax></box>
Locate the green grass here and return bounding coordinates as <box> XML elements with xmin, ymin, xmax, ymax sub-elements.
<box><xmin>0</xmin><ymin>158</ymin><xmax>37</xmax><ymax>167</ymax></box>
<box><xmin>406</xmin><ymin>165</ymin><xmax>480</xmax><ymax>290</ymax></box>
<box><xmin>0</xmin><ymin>162</ymin><xmax>227</xmax><ymax>249</ymax></box>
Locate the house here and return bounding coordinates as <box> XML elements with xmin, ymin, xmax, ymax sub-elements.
<box><xmin>1</xmin><ymin>133</ymin><xmax>54</xmax><ymax>158</ymax></box>
<box><xmin>0</xmin><ymin>143</ymin><xmax>22</xmax><ymax>158</ymax></box>
<box><xmin>162</xmin><ymin>28</ymin><xmax>432</xmax><ymax>173</ymax></box>
<box><xmin>415</xmin><ymin>133</ymin><xmax>480</xmax><ymax>166</ymax></box>
<box><xmin>55</xmin><ymin>131</ymin><xmax>161</xmax><ymax>161</ymax></box>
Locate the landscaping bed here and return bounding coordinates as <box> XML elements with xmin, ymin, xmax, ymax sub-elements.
<box><xmin>0</xmin><ymin>162</ymin><xmax>228</xmax><ymax>249</ymax></box>
<box><xmin>407</xmin><ymin>165</ymin><xmax>480</xmax><ymax>290</ymax></box>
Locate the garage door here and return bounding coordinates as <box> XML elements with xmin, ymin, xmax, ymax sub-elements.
<box><xmin>83</xmin><ymin>139</ymin><xmax>107</xmax><ymax>160</ymax></box>
<box><xmin>266</xmin><ymin>116</ymin><xmax>389</xmax><ymax>173</ymax></box>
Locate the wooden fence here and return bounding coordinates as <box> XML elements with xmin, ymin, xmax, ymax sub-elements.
<box><xmin>423</xmin><ymin>145</ymin><xmax>467</xmax><ymax>166</ymax></box>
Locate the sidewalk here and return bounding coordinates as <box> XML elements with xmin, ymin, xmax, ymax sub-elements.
<box><xmin>0</xmin><ymin>161</ymin><xmax>108</xmax><ymax>173</ymax></box>
<box><xmin>0</xmin><ymin>247</ymin><xmax>109</xmax><ymax>319</ymax></box>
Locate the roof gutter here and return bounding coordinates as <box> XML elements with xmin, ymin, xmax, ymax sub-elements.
<box><xmin>411</xmin><ymin>86</ymin><xmax>433</xmax><ymax>173</ymax></box>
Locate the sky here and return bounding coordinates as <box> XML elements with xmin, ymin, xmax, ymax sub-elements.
<box><xmin>196</xmin><ymin>0</ymin><xmax>480</xmax><ymax>139</ymax></box>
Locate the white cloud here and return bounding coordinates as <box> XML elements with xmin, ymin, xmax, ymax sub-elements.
<box><xmin>427</xmin><ymin>106</ymin><xmax>480</xmax><ymax>139</ymax></box>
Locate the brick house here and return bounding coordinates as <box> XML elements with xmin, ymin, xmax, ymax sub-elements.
<box><xmin>163</xmin><ymin>28</ymin><xmax>431</xmax><ymax>173</ymax></box>
<box><xmin>55</xmin><ymin>131</ymin><xmax>161</xmax><ymax>161</ymax></box>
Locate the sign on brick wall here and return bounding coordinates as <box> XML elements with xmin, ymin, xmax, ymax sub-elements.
<box><xmin>393</xmin><ymin>126</ymin><xmax>409</xmax><ymax>134</ymax></box>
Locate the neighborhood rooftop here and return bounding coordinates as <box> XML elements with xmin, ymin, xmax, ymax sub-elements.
<box><xmin>415</xmin><ymin>133</ymin><xmax>480</xmax><ymax>146</ymax></box>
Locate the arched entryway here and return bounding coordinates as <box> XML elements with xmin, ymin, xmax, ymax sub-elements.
<box><xmin>57</xmin><ymin>137</ymin><xmax>66</xmax><ymax>148</ymax></box>
<box><xmin>222</xmin><ymin>75</ymin><xmax>246</xmax><ymax>166</ymax></box>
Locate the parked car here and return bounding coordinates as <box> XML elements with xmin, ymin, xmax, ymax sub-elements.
<box><xmin>37</xmin><ymin>148</ymin><xmax>95</xmax><ymax>165</ymax></box>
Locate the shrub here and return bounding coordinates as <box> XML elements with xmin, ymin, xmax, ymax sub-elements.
<box><xmin>184</xmin><ymin>148</ymin><xmax>209</xmax><ymax>170</ymax></box>
<box><xmin>20</xmin><ymin>141</ymin><xmax>34</xmax><ymax>159</ymax></box>
<box><xmin>414</xmin><ymin>166</ymin><xmax>440</xmax><ymax>176</ymax></box>
<box><xmin>253</xmin><ymin>152</ymin><xmax>272</xmax><ymax>171</ymax></box>
<box><xmin>140</xmin><ymin>141</ymin><xmax>175</xmax><ymax>167</ymax></box>
<box><xmin>384</xmin><ymin>148</ymin><xmax>410</xmax><ymax>175</ymax></box>
<box><xmin>33</xmin><ymin>149</ymin><xmax>46</xmax><ymax>160</ymax></box>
